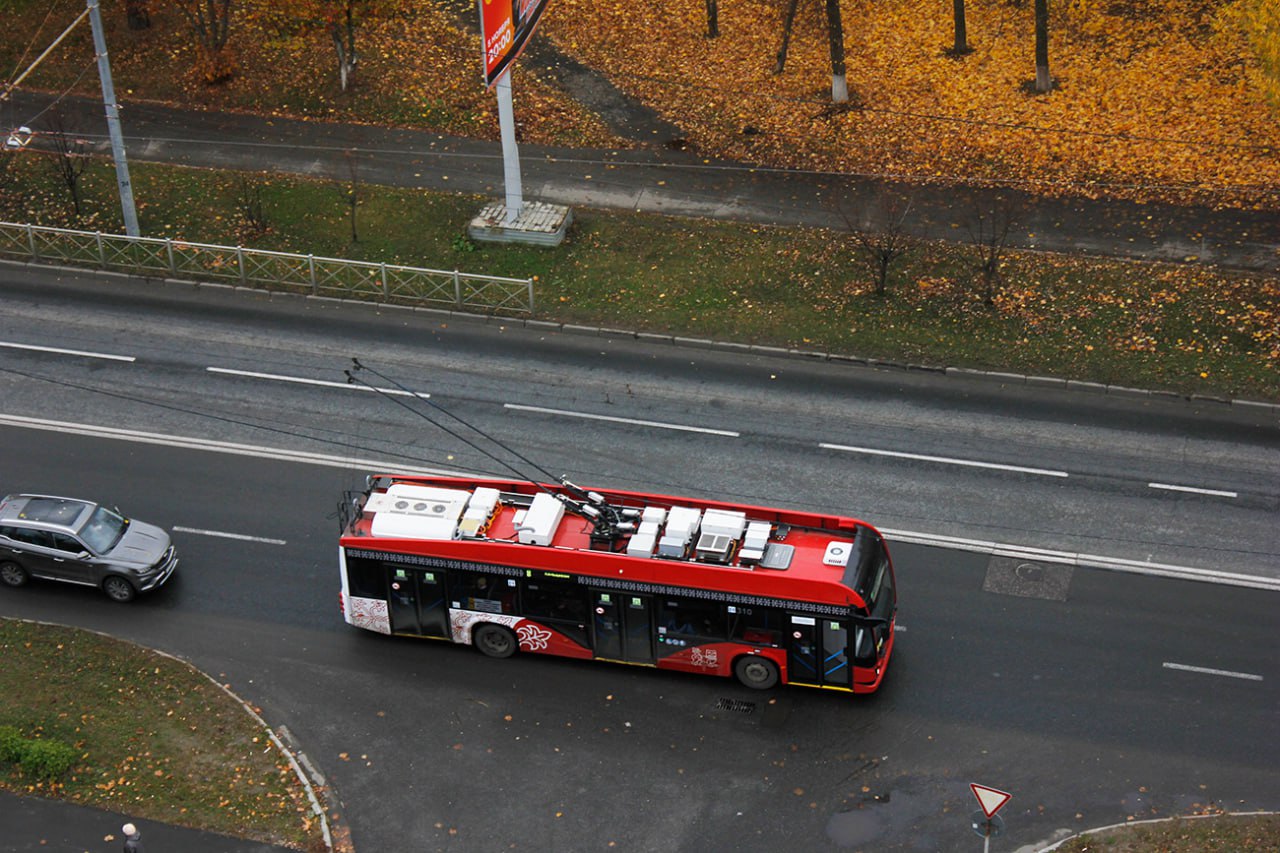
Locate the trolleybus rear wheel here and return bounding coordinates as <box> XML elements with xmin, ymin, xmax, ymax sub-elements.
<box><xmin>734</xmin><ymin>655</ymin><xmax>779</xmax><ymax>689</ymax></box>
<box><xmin>474</xmin><ymin>624</ymin><xmax>517</xmax><ymax>659</ymax></box>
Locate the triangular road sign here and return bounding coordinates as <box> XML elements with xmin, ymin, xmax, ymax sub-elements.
<box><xmin>970</xmin><ymin>783</ymin><xmax>1012</xmax><ymax>818</ymax></box>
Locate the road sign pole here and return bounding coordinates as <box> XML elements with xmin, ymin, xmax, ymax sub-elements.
<box><xmin>968</xmin><ymin>783</ymin><xmax>1012</xmax><ymax>850</ymax></box>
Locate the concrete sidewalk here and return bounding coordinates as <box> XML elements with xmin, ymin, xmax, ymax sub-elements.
<box><xmin>1</xmin><ymin>789</ymin><xmax>301</xmax><ymax>852</ymax></box>
<box><xmin>4</xmin><ymin>91</ymin><xmax>1277</xmax><ymax>272</ymax></box>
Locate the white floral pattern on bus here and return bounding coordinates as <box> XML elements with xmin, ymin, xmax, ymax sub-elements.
<box><xmin>690</xmin><ymin>647</ymin><xmax>719</xmax><ymax>670</ymax></box>
<box><xmin>450</xmin><ymin>610</ymin><xmax>521</xmax><ymax>645</ymax></box>
<box><xmin>516</xmin><ymin>623</ymin><xmax>553</xmax><ymax>651</ymax></box>
<box><xmin>348</xmin><ymin>597</ymin><xmax>390</xmax><ymax>634</ymax></box>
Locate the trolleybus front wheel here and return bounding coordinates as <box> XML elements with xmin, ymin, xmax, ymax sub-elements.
<box><xmin>734</xmin><ymin>655</ymin><xmax>779</xmax><ymax>689</ymax></box>
<box><xmin>474</xmin><ymin>624</ymin><xmax>517</xmax><ymax>659</ymax></box>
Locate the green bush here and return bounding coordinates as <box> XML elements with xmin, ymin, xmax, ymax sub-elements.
<box><xmin>0</xmin><ymin>724</ymin><xmax>79</xmax><ymax>781</ymax></box>
<box><xmin>0</xmin><ymin>725</ymin><xmax>22</xmax><ymax>763</ymax></box>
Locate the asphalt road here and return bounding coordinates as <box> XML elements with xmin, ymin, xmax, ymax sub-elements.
<box><xmin>1</xmin><ymin>267</ymin><xmax>1277</xmax><ymax>851</ymax></box>
<box><xmin>0</xmin><ymin>426</ymin><xmax>1276</xmax><ymax>852</ymax></box>
<box><xmin>2</xmin><ymin>266</ymin><xmax>1277</xmax><ymax>580</ymax></box>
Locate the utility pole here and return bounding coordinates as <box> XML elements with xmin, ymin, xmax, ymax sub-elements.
<box><xmin>87</xmin><ymin>0</ymin><xmax>139</xmax><ymax>236</ymax></box>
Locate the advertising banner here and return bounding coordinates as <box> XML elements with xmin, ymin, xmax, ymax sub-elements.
<box><xmin>478</xmin><ymin>0</ymin><xmax>550</xmax><ymax>87</ymax></box>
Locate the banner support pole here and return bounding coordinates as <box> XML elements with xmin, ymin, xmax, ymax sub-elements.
<box><xmin>495</xmin><ymin>71</ymin><xmax>523</xmax><ymax>224</ymax></box>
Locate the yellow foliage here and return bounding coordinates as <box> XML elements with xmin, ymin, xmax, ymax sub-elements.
<box><xmin>542</xmin><ymin>0</ymin><xmax>1279</xmax><ymax>208</ymax></box>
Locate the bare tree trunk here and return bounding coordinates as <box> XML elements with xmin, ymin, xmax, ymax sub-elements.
<box><xmin>330</xmin><ymin>4</ymin><xmax>358</xmax><ymax>92</ymax></box>
<box><xmin>825</xmin><ymin>0</ymin><xmax>847</xmax><ymax>103</ymax></box>
<box><xmin>775</xmin><ymin>0</ymin><xmax>801</xmax><ymax>73</ymax></box>
<box><xmin>705</xmin><ymin>0</ymin><xmax>719</xmax><ymax>37</ymax></box>
<box><xmin>344</xmin><ymin>151</ymin><xmax>360</xmax><ymax>243</ymax></box>
<box><xmin>173</xmin><ymin>0</ymin><xmax>235</xmax><ymax>83</ymax></box>
<box><xmin>966</xmin><ymin>197</ymin><xmax>1017</xmax><ymax>306</ymax></box>
<box><xmin>952</xmin><ymin>0</ymin><xmax>970</xmax><ymax>55</ymax></box>
<box><xmin>125</xmin><ymin>0</ymin><xmax>151</xmax><ymax>30</ymax></box>
<box><xmin>841</xmin><ymin>191</ymin><xmax>915</xmax><ymax>297</ymax></box>
<box><xmin>1034</xmin><ymin>0</ymin><xmax>1052</xmax><ymax>92</ymax></box>
<box><xmin>44</xmin><ymin>111</ymin><xmax>88</xmax><ymax>218</ymax></box>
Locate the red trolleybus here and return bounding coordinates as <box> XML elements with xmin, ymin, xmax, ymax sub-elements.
<box><xmin>338</xmin><ymin>474</ymin><xmax>897</xmax><ymax>693</ymax></box>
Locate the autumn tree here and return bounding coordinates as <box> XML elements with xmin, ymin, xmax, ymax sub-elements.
<box><xmin>826</xmin><ymin>0</ymin><xmax>848</xmax><ymax>103</ymax></box>
<box><xmin>1034</xmin><ymin>0</ymin><xmax>1052</xmax><ymax>92</ymax></box>
<box><xmin>124</xmin><ymin>0</ymin><xmax>151</xmax><ymax>30</ymax></box>
<box><xmin>775</xmin><ymin>0</ymin><xmax>800</xmax><ymax>73</ymax></box>
<box><xmin>317</xmin><ymin>0</ymin><xmax>362</xmax><ymax>92</ymax></box>
<box><xmin>170</xmin><ymin>0</ymin><xmax>235</xmax><ymax>83</ymax></box>
<box><xmin>259</xmin><ymin>0</ymin><xmax>386</xmax><ymax>92</ymax></box>
<box><xmin>706</xmin><ymin>0</ymin><xmax>719</xmax><ymax>38</ymax></box>
<box><xmin>951</xmin><ymin>0</ymin><xmax>970</xmax><ymax>56</ymax></box>
<box><xmin>1235</xmin><ymin>0</ymin><xmax>1280</xmax><ymax>106</ymax></box>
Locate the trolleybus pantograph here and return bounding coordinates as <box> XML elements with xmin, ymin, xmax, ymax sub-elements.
<box><xmin>338</xmin><ymin>473</ymin><xmax>898</xmax><ymax>693</ymax></box>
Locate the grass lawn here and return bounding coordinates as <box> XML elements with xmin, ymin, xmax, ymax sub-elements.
<box><xmin>2</xmin><ymin>157</ymin><xmax>1277</xmax><ymax>402</ymax></box>
<box><xmin>1</xmin><ymin>616</ymin><xmax>1273</xmax><ymax>852</ymax></box>
<box><xmin>1052</xmin><ymin>813</ymin><xmax>1280</xmax><ymax>852</ymax></box>
<box><xmin>0</xmin><ymin>619</ymin><xmax>327</xmax><ymax>851</ymax></box>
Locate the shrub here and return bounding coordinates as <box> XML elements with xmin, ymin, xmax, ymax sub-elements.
<box><xmin>0</xmin><ymin>725</ymin><xmax>79</xmax><ymax>781</ymax></box>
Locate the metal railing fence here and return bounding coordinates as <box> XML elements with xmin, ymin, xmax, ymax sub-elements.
<box><xmin>0</xmin><ymin>221</ymin><xmax>534</xmax><ymax>314</ymax></box>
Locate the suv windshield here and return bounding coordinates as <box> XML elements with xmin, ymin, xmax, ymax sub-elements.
<box><xmin>79</xmin><ymin>505</ymin><xmax>127</xmax><ymax>553</ymax></box>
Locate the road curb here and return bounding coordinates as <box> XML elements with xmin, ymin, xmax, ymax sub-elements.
<box><xmin>1025</xmin><ymin>810</ymin><xmax>1280</xmax><ymax>852</ymax></box>
<box><xmin>6</xmin><ymin>257</ymin><xmax>1278</xmax><ymax>413</ymax></box>
<box><xmin>2</xmin><ymin>618</ymin><xmax>342</xmax><ymax>853</ymax></box>
<box><xmin>500</xmin><ymin>314</ymin><xmax>1279</xmax><ymax>413</ymax></box>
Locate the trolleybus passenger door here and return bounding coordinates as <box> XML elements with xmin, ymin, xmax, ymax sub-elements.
<box><xmin>387</xmin><ymin>567</ymin><xmax>450</xmax><ymax>638</ymax></box>
<box><xmin>592</xmin><ymin>593</ymin><xmax>624</xmax><ymax>660</ymax></box>
<box><xmin>820</xmin><ymin>619</ymin><xmax>851</xmax><ymax>688</ymax></box>
<box><xmin>787</xmin><ymin>616</ymin><xmax>821</xmax><ymax>686</ymax></box>
<box><xmin>622</xmin><ymin>594</ymin><xmax>655</xmax><ymax>664</ymax></box>
<box><xmin>592</xmin><ymin>592</ymin><xmax>656</xmax><ymax>664</ymax></box>
<box><xmin>414</xmin><ymin>570</ymin><xmax>450</xmax><ymax>638</ymax></box>
<box><xmin>787</xmin><ymin>615</ymin><xmax>852</xmax><ymax>688</ymax></box>
<box><xmin>388</xmin><ymin>567</ymin><xmax>419</xmax><ymax>635</ymax></box>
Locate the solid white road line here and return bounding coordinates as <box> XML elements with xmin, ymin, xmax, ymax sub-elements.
<box><xmin>1149</xmin><ymin>482</ymin><xmax>1238</xmax><ymax>498</ymax></box>
<box><xmin>0</xmin><ymin>413</ymin><xmax>464</xmax><ymax>475</ymax></box>
<box><xmin>206</xmin><ymin>367</ymin><xmax>429</xmax><ymax>397</ymax></box>
<box><xmin>1162</xmin><ymin>662</ymin><xmax>1263</xmax><ymax>681</ymax></box>
<box><xmin>504</xmin><ymin>403</ymin><xmax>740</xmax><ymax>436</ymax></box>
<box><xmin>820</xmin><ymin>442</ymin><xmax>1069</xmax><ymax>477</ymax></box>
<box><xmin>878</xmin><ymin>527</ymin><xmax>1280</xmax><ymax>592</ymax></box>
<box><xmin>173</xmin><ymin>526</ymin><xmax>287</xmax><ymax>546</ymax></box>
<box><xmin>1</xmin><ymin>340</ymin><xmax>136</xmax><ymax>362</ymax></box>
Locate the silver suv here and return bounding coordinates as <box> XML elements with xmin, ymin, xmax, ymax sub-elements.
<box><xmin>0</xmin><ymin>494</ymin><xmax>178</xmax><ymax>602</ymax></box>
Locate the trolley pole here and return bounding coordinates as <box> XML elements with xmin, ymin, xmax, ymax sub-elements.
<box><xmin>87</xmin><ymin>0</ymin><xmax>139</xmax><ymax>237</ymax></box>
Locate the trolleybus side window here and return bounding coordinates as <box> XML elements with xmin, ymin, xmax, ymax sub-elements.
<box><xmin>346</xmin><ymin>555</ymin><xmax>388</xmax><ymax>599</ymax></box>
<box><xmin>454</xmin><ymin>573</ymin><xmax>517</xmax><ymax>615</ymax></box>
<box><xmin>728</xmin><ymin>605</ymin><xmax>784</xmax><ymax>647</ymax></box>
<box><xmin>522</xmin><ymin>574</ymin><xmax>588</xmax><ymax>623</ymax></box>
<box><xmin>658</xmin><ymin>598</ymin><xmax>726</xmax><ymax>640</ymax></box>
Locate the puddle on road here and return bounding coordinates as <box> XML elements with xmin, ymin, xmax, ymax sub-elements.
<box><xmin>826</xmin><ymin>788</ymin><xmax>937</xmax><ymax>849</ymax></box>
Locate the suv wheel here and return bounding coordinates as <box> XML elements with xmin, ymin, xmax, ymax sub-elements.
<box><xmin>0</xmin><ymin>561</ymin><xmax>29</xmax><ymax>588</ymax></box>
<box><xmin>102</xmin><ymin>575</ymin><xmax>136</xmax><ymax>603</ymax></box>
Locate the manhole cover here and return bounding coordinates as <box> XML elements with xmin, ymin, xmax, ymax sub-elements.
<box><xmin>714</xmin><ymin>698</ymin><xmax>757</xmax><ymax>715</ymax></box>
<box><xmin>982</xmin><ymin>556</ymin><xmax>1073</xmax><ymax>601</ymax></box>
